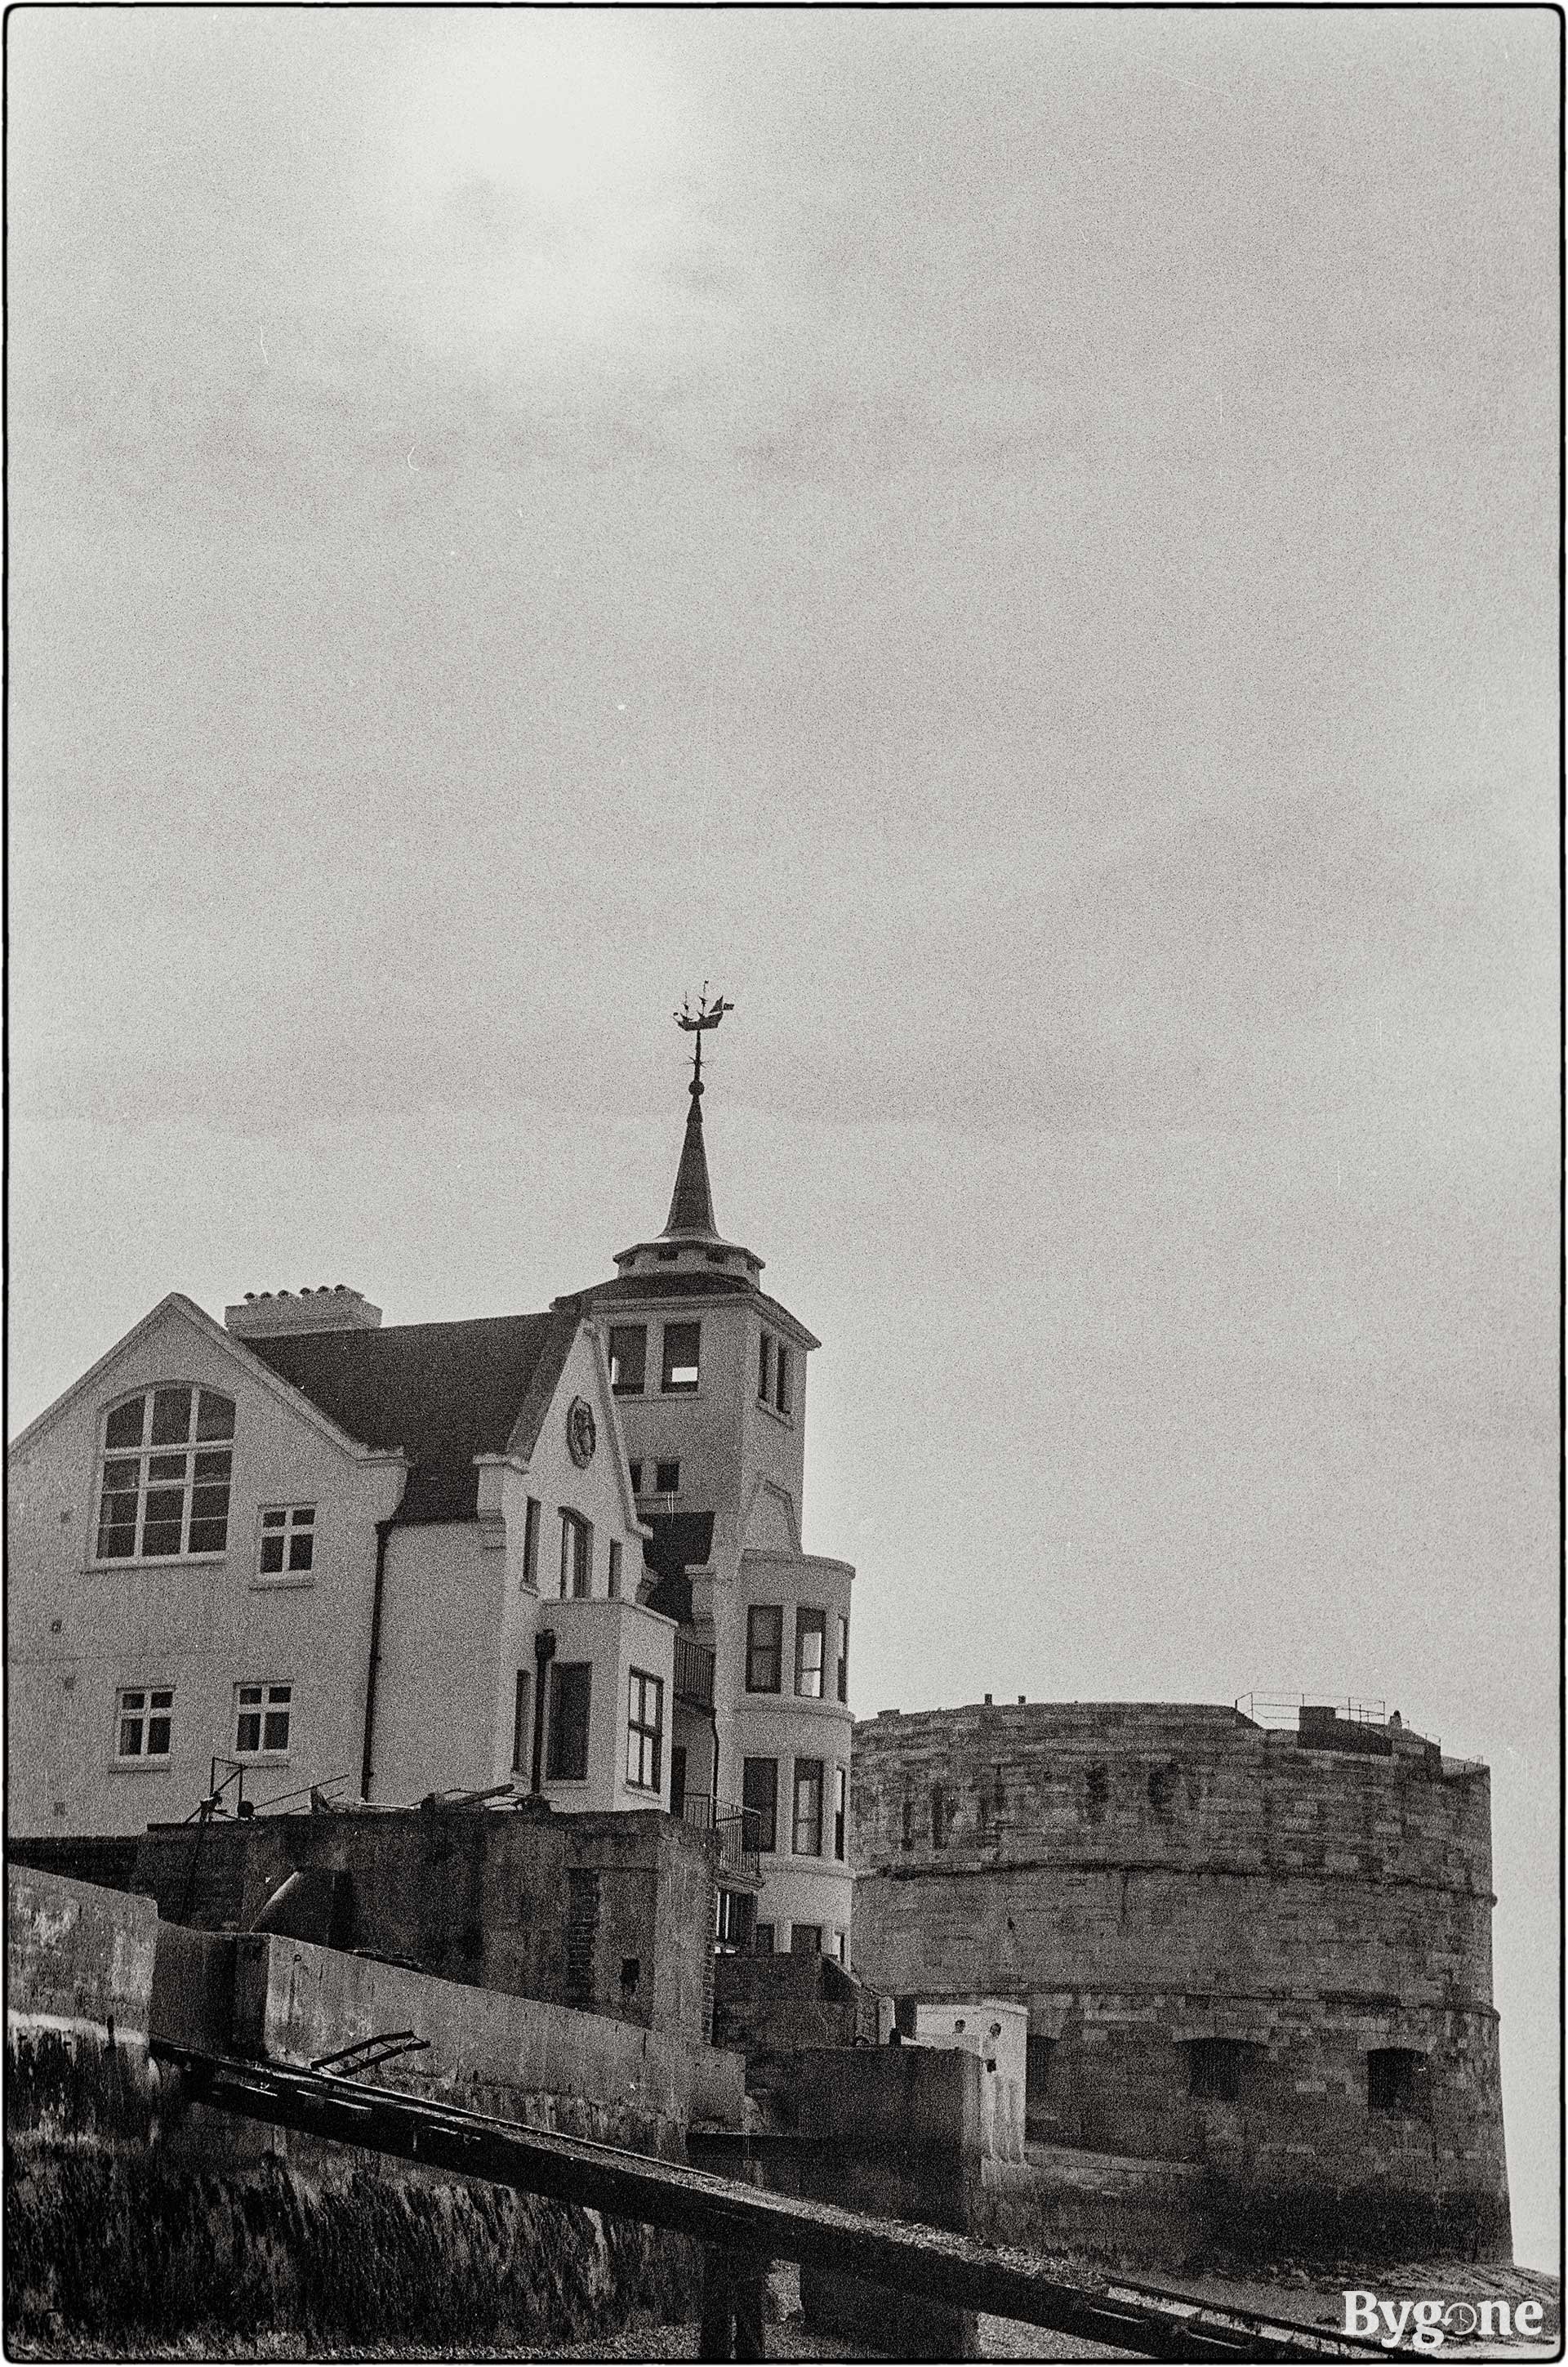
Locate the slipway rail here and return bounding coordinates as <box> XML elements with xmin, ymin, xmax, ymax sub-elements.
<box><xmin>158</xmin><ymin>2045</ymin><xmax>1392</xmax><ymax>2363</ymax></box>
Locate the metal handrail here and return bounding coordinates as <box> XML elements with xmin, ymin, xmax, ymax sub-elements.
<box><xmin>1235</xmin><ymin>1694</ymin><xmax>1387</xmax><ymax>1728</ymax></box>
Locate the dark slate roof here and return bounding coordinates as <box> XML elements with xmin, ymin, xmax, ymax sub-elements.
<box><xmin>250</xmin><ymin>1312</ymin><xmax>574</xmax><ymax>1523</ymax></box>
<box><xmin>641</xmin><ymin>1513</ymin><xmax>716</xmax><ymax>1601</ymax></box>
<box><xmin>662</xmin><ymin>1085</ymin><xmax>718</xmax><ymax>1237</ymax></box>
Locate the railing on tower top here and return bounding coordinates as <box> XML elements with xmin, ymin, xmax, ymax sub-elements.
<box><xmin>673</xmin><ymin>1631</ymin><xmax>715</xmax><ymax>1710</ymax></box>
<box><xmin>680</xmin><ymin>1794</ymin><xmax>761</xmax><ymax>1883</ymax></box>
<box><xmin>1234</xmin><ymin>1694</ymin><xmax>1387</xmax><ymax>1729</ymax></box>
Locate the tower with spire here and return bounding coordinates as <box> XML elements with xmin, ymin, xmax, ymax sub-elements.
<box><xmin>573</xmin><ymin>995</ymin><xmax>857</xmax><ymax>1964</ymax></box>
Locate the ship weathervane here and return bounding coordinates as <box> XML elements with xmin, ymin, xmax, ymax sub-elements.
<box><xmin>673</xmin><ymin>985</ymin><xmax>733</xmax><ymax>1088</ymax></box>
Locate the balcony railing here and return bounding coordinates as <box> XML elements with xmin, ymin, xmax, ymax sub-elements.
<box><xmin>681</xmin><ymin>1794</ymin><xmax>761</xmax><ymax>1884</ymax></box>
<box><xmin>674</xmin><ymin>1632</ymin><xmax>715</xmax><ymax>1710</ymax></box>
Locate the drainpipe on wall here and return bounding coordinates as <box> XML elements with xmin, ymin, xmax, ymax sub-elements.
<box><xmin>532</xmin><ymin>1628</ymin><xmax>557</xmax><ymax>1796</ymax></box>
<box><xmin>359</xmin><ymin>1517</ymin><xmax>394</xmax><ymax>1803</ymax></box>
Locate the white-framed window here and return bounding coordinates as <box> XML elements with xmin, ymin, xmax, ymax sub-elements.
<box><xmin>94</xmin><ymin>1387</ymin><xmax>234</xmax><ymax>1562</ymax></box>
<box><xmin>626</xmin><ymin>1669</ymin><xmax>664</xmax><ymax>1791</ymax></box>
<box><xmin>116</xmin><ymin>1686</ymin><xmax>173</xmax><ymax>1762</ymax></box>
<box><xmin>235</xmin><ymin>1682</ymin><xmax>292</xmax><ymax>1758</ymax></box>
<box><xmin>257</xmin><ymin>1505</ymin><xmax>314</xmax><ymax>1578</ymax></box>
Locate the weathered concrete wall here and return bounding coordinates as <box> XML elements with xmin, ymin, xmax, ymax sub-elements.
<box><xmin>794</xmin><ymin>2046</ymin><xmax>982</xmax><ymax>2360</ymax></box>
<box><xmin>5</xmin><ymin>1864</ymin><xmax>710</xmax><ymax>2347</ymax></box>
<box><xmin>54</xmin><ymin>1799</ymin><xmax>720</xmax><ymax>2044</ymax></box>
<box><xmin>6</xmin><ymin>1865</ymin><xmax>163</xmax><ymax>2146</ymax></box>
<box><xmin>853</xmin><ymin>1702</ymin><xmax>1511</xmax><ymax>2260</ymax></box>
<box><xmin>229</xmin><ymin>1929</ymin><xmax>743</xmax><ymax>2142</ymax></box>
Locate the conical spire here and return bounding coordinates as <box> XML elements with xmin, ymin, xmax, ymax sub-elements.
<box><xmin>662</xmin><ymin>1072</ymin><xmax>718</xmax><ymax>1238</ymax></box>
<box><xmin>607</xmin><ymin>991</ymin><xmax>768</xmax><ymax>1282</ymax></box>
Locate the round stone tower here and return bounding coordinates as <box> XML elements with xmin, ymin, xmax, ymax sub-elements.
<box><xmin>851</xmin><ymin>1699</ymin><xmax>1510</xmax><ymax>2260</ymax></box>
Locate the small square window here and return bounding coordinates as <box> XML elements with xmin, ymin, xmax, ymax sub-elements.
<box><xmin>655</xmin><ymin>1460</ymin><xmax>679</xmax><ymax>1495</ymax></box>
<box><xmin>116</xmin><ymin>1686</ymin><xmax>174</xmax><ymax>1761</ymax></box>
<box><xmin>258</xmin><ymin>1505</ymin><xmax>315</xmax><ymax>1577</ymax></box>
<box><xmin>1368</xmin><ymin>2048</ymin><xmax>1430</xmax><ymax>2116</ymax></box>
<box><xmin>1189</xmin><ymin>2039</ymin><xmax>1250</xmax><ymax>2102</ymax></box>
<box><xmin>235</xmin><ymin>1682</ymin><xmax>292</xmax><ymax>1758</ymax></box>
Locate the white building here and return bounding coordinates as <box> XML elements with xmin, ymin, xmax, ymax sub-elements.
<box><xmin>7</xmin><ymin>1026</ymin><xmax>856</xmax><ymax>1961</ymax></box>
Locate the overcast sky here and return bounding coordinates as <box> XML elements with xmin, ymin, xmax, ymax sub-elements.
<box><xmin>8</xmin><ymin>9</ymin><xmax>1557</xmax><ymax>2264</ymax></box>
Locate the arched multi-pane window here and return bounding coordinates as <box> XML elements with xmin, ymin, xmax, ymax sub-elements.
<box><xmin>95</xmin><ymin>1387</ymin><xmax>234</xmax><ymax>1561</ymax></box>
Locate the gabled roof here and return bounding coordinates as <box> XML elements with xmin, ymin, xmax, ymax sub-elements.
<box><xmin>250</xmin><ymin>1310</ymin><xmax>575</xmax><ymax>1523</ymax></box>
<box><xmin>6</xmin><ymin>1291</ymin><xmax>391</xmax><ymax>1464</ymax></box>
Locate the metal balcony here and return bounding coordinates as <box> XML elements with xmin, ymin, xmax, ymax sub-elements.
<box><xmin>680</xmin><ymin>1794</ymin><xmax>761</xmax><ymax>1885</ymax></box>
<box><xmin>674</xmin><ymin>1630</ymin><xmax>715</xmax><ymax>1710</ymax></box>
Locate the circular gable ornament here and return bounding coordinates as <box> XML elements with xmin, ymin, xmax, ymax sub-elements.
<box><xmin>566</xmin><ymin>1397</ymin><xmax>597</xmax><ymax>1469</ymax></box>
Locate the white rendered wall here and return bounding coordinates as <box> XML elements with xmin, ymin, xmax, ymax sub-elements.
<box><xmin>6</xmin><ymin>1297</ymin><xmax>403</xmax><ymax>1836</ymax></box>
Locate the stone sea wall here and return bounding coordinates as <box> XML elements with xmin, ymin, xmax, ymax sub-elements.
<box><xmin>5</xmin><ymin>1864</ymin><xmax>706</xmax><ymax>2347</ymax></box>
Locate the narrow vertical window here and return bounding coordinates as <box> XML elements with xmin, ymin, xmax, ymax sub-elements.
<box><xmin>559</xmin><ymin>1512</ymin><xmax>591</xmax><ymax>1599</ymax></box>
<box><xmin>835</xmin><ymin>1614</ymin><xmax>849</xmax><ymax>1704</ymax></box>
<box><xmin>512</xmin><ymin>1672</ymin><xmax>532</xmax><ymax>1774</ymax></box>
<box><xmin>742</xmin><ymin>1756</ymin><xmax>778</xmax><ymax>1852</ymax></box>
<box><xmin>931</xmin><ymin>1785</ymin><xmax>949</xmax><ymax>1848</ymax></box>
<box><xmin>522</xmin><ymin>1497</ymin><xmax>541</xmax><ymax>1588</ymax></box>
<box><xmin>792</xmin><ymin>1759</ymin><xmax>824</xmax><ymax>1856</ymax></box>
<box><xmin>746</xmin><ymin>1607</ymin><xmax>782</xmax><ymax>1692</ymax></box>
<box><xmin>608</xmin><ymin>1540</ymin><xmax>622</xmax><ymax>1600</ymax></box>
<box><xmin>834</xmin><ymin>1765</ymin><xmax>847</xmax><ymax>1861</ymax></box>
<box><xmin>794</xmin><ymin>1609</ymin><xmax>826</xmax><ymax>1698</ymax></box>
<box><xmin>662</xmin><ymin>1322</ymin><xmax>701</xmax><ymax>1393</ymax></box>
<box><xmin>901</xmin><ymin>1794</ymin><xmax>914</xmax><ymax>1849</ymax></box>
<box><xmin>774</xmin><ymin>1344</ymin><xmax>792</xmax><ymax>1415</ymax></box>
<box><xmin>626</xmin><ymin>1669</ymin><xmax>664</xmax><ymax>1790</ymax></box>
<box><xmin>608</xmin><ymin>1326</ymin><xmax>647</xmax><ymax>1395</ymax></box>
<box><xmin>758</xmin><ymin>1333</ymin><xmax>773</xmax><ymax>1402</ymax></box>
<box><xmin>546</xmin><ymin>1663</ymin><xmax>592</xmax><ymax>1781</ymax></box>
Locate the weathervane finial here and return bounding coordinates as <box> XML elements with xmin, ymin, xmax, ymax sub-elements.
<box><xmin>673</xmin><ymin>984</ymin><xmax>733</xmax><ymax>1091</ymax></box>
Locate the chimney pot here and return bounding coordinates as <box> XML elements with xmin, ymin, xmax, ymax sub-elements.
<box><xmin>225</xmin><ymin>1284</ymin><xmax>382</xmax><ymax>1339</ymax></box>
